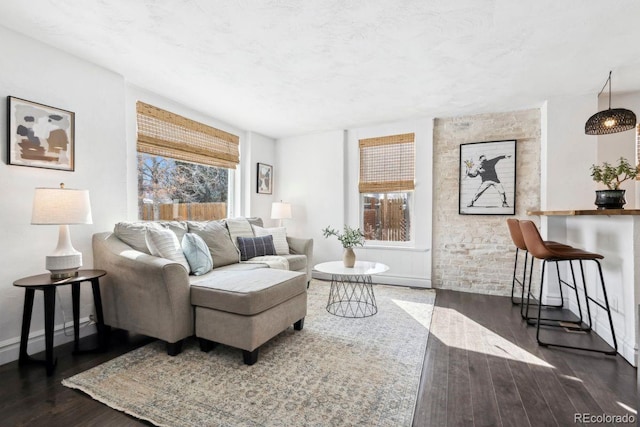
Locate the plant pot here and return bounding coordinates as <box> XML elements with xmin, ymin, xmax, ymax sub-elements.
<box><xmin>594</xmin><ymin>189</ymin><xmax>626</xmax><ymax>210</ymax></box>
<box><xmin>343</xmin><ymin>247</ymin><xmax>356</xmax><ymax>268</ymax></box>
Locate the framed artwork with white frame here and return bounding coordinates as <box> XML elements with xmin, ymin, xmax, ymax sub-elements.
<box><xmin>459</xmin><ymin>140</ymin><xmax>516</xmax><ymax>215</ymax></box>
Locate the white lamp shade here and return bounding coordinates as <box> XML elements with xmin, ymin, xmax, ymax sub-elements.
<box><xmin>31</xmin><ymin>187</ymin><xmax>93</xmax><ymax>225</ymax></box>
<box><xmin>271</xmin><ymin>202</ymin><xmax>292</xmax><ymax>220</ymax></box>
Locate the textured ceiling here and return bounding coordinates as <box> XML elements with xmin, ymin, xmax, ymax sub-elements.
<box><xmin>1</xmin><ymin>0</ymin><xmax>640</xmax><ymax>138</ymax></box>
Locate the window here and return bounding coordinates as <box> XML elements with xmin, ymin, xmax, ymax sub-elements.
<box><xmin>359</xmin><ymin>133</ymin><xmax>415</xmax><ymax>243</ymax></box>
<box><xmin>136</xmin><ymin>101</ymin><xmax>239</xmax><ymax>220</ymax></box>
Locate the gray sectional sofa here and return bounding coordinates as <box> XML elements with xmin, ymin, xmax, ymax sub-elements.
<box><xmin>92</xmin><ymin>217</ymin><xmax>313</xmax><ymax>364</ymax></box>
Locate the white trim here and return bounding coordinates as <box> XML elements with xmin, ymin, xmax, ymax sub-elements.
<box><xmin>0</xmin><ymin>317</ymin><xmax>97</xmax><ymax>366</ymax></box>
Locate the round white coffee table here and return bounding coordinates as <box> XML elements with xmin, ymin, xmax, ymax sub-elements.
<box><xmin>314</xmin><ymin>261</ymin><xmax>389</xmax><ymax>318</ymax></box>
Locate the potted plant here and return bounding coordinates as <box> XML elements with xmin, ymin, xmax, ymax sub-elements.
<box><xmin>590</xmin><ymin>157</ymin><xmax>640</xmax><ymax>209</ymax></box>
<box><xmin>322</xmin><ymin>225</ymin><xmax>365</xmax><ymax>267</ymax></box>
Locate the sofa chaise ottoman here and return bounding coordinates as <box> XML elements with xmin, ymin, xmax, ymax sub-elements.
<box><xmin>191</xmin><ymin>268</ymin><xmax>306</xmax><ymax>365</ymax></box>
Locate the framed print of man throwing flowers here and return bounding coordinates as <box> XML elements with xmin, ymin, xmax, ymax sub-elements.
<box><xmin>459</xmin><ymin>140</ymin><xmax>516</xmax><ymax>215</ymax></box>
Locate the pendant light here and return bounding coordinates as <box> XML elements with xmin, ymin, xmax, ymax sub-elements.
<box><xmin>585</xmin><ymin>71</ymin><xmax>637</xmax><ymax>135</ymax></box>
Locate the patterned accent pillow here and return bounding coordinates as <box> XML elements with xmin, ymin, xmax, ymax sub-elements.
<box><xmin>182</xmin><ymin>233</ymin><xmax>213</xmax><ymax>276</ymax></box>
<box><xmin>252</xmin><ymin>225</ymin><xmax>290</xmax><ymax>255</ymax></box>
<box><xmin>237</xmin><ymin>235</ymin><xmax>276</xmax><ymax>261</ymax></box>
<box><xmin>145</xmin><ymin>228</ymin><xmax>190</xmax><ymax>273</ymax></box>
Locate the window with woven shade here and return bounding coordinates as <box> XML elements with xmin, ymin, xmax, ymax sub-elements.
<box><xmin>136</xmin><ymin>101</ymin><xmax>237</xmax><ymax>221</ymax></box>
<box><xmin>359</xmin><ymin>133</ymin><xmax>415</xmax><ymax>242</ymax></box>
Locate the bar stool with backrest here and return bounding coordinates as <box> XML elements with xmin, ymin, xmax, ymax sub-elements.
<box><xmin>518</xmin><ymin>220</ymin><xmax>617</xmax><ymax>355</ymax></box>
<box><xmin>506</xmin><ymin>219</ymin><xmax>572</xmax><ymax>320</ymax></box>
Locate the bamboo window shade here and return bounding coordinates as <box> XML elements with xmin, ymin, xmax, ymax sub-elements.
<box><xmin>136</xmin><ymin>101</ymin><xmax>240</xmax><ymax>169</ymax></box>
<box><xmin>359</xmin><ymin>133</ymin><xmax>415</xmax><ymax>193</ymax></box>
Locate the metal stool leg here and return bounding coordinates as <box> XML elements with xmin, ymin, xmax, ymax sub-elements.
<box><xmin>595</xmin><ymin>260</ymin><xmax>618</xmax><ymax>353</ymax></box>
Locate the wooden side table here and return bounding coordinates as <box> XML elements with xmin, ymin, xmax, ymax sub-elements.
<box><xmin>13</xmin><ymin>269</ymin><xmax>108</xmax><ymax>376</ymax></box>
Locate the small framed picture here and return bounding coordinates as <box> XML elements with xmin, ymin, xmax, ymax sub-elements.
<box><xmin>6</xmin><ymin>96</ymin><xmax>75</xmax><ymax>171</ymax></box>
<box><xmin>257</xmin><ymin>162</ymin><xmax>273</xmax><ymax>194</ymax></box>
<box><xmin>459</xmin><ymin>140</ymin><xmax>516</xmax><ymax>215</ymax></box>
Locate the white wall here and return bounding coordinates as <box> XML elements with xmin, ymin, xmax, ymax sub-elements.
<box><xmin>541</xmin><ymin>95</ymin><xmax>598</xmax><ymax>211</ymax></box>
<box><xmin>0</xmin><ymin>26</ymin><xmax>127</xmax><ymax>364</ymax></box>
<box><xmin>245</xmin><ymin>132</ymin><xmax>277</xmax><ymax>222</ymax></box>
<box><xmin>276</xmin><ymin>130</ymin><xmax>346</xmax><ymax>264</ymax></box>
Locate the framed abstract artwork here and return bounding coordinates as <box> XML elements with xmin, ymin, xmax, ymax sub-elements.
<box><xmin>6</xmin><ymin>96</ymin><xmax>75</xmax><ymax>171</ymax></box>
<box><xmin>459</xmin><ymin>140</ymin><xmax>516</xmax><ymax>215</ymax></box>
<box><xmin>257</xmin><ymin>162</ymin><xmax>273</xmax><ymax>194</ymax></box>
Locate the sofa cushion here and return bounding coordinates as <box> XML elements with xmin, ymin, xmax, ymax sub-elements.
<box><xmin>182</xmin><ymin>233</ymin><xmax>213</xmax><ymax>276</ymax></box>
<box><xmin>113</xmin><ymin>221</ymin><xmax>188</xmax><ymax>254</ymax></box>
<box><xmin>281</xmin><ymin>254</ymin><xmax>307</xmax><ymax>272</ymax></box>
<box><xmin>190</xmin><ymin>269</ymin><xmax>306</xmax><ymax>315</ymax></box>
<box><xmin>114</xmin><ymin>222</ymin><xmax>161</xmax><ymax>254</ymax></box>
<box><xmin>187</xmin><ymin>220</ymin><xmax>240</xmax><ymax>268</ymax></box>
<box><xmin>145</xmin><ymin>228</ymin><xmax>190</xmax><ymax>272</ymax></box>
<box><xmin>252</xmin><ymin>225</ymin><xmax>290</xmax><ymax>255</ymax></box>
<box><xmin>159</xmin><ymin>221</ymin><xmax>189</xmax><ymax>242</ymax></box>
<box><xmin>226</xmin><ymin>217</ymin><xmax>255</xmax><ymax>248</ymax></box>
<box><xmin>189</xmin><ymin>262</ymin><xmax>267</xmax><ymax>286</ymax></box>
<box><xmin>237</xmin><ymin>235</ymin><xmax>276</xmax><ymax>261</ymax></box>
<box><xmin>246</xmin><ymin>217</ymin><xmax>263</xmax><ymax>228</ymax></box>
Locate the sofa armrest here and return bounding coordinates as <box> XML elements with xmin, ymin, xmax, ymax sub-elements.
<box><xmin>92</xmin><ymin>232</ymin><xmax>193</xmax><ymax>344</ymax></box>
<box><xmin>287</xmin><ymin>236</ymin><xmax>313</xmax><ymax>282</ymax></box>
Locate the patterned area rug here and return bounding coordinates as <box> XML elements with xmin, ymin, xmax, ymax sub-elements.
<box><xmin>63</xmin><ymin>280</ymin><xmax>435</xmax><ymax>427</ymax></box>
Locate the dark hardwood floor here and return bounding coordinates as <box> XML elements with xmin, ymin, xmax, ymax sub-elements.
<box><xmin>0</xmin><ymin>289</ymin><xmax>636</xmax><ymax>426</ymax></box>
<box><xmin>414</xmin><ymin>290</ymin><xmax>638</xmax><ymax>427</ymax></box>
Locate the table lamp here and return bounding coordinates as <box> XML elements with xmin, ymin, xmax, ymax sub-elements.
<box><xmin>271</xmin><ymin>201</ymin><xmax>292</xmax><ymax>227</ymax></box>
<box><xmin>31</xmin><ymin>183</ymin><xmax>93</xmax><ymax>279</ymax></box>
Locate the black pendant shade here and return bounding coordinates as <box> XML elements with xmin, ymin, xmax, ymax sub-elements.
<box><xmin>585</xmin><ymin>108</ymin><xmax>637</xmax><ymax>135</ymax></box>
<box><xmin>585</xmin><ymin>71</ymin><xmax>637</xmax><ymax>136</ymax></box>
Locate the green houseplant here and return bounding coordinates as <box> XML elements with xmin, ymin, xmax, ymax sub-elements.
<box><xmin>590</xmin><ymin>157</ymin><xmax>640</xmax><ymax>209</ymax></box>
<box><xmin>322</xmin><ymin>225</ymin><xmax>365</xmax><ymax>267</ymax></box>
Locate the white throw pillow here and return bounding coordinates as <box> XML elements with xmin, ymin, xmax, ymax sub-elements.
<box><xmin>252</xmin><ymin>225</ymin><xmax>290</xmax><ymax>255</ymax></box>
<box><xmin>145</xmin><ymin>228</ymin><xmax>190</xmax><ymax>273</ymax></box>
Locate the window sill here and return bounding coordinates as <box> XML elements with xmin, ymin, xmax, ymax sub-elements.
<box><xmin>361</xmin><ymin>245</ymin><xmax>430</xmax><ymax>252</ymax></box>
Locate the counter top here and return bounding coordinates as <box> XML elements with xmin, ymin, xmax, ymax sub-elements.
<box><xmin>527</xmin><ymin>209</ymin><xmax>640</xmax><ymax>216</ymax></box>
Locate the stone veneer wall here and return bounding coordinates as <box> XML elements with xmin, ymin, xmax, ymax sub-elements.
<box><xmin>432</xmin><ymin>109</ymin><xmax>541</xmax><ymax>295</ymax></box>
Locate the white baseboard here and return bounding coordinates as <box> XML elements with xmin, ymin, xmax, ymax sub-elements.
<box><xmin>0</xmin><ymin>317</ymin><xmax>97</xmax><ymax>366</ymax></box>
<box><xmin>312</xmin><ymin>271</ymin><xmax>431</xmax><ymax>288</ymax></box>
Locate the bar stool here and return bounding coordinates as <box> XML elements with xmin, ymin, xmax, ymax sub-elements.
<box><xmin>505</xmin><ymin>219</ymin><xmax>568</xmax><ymax>319</ymax></box>
<box><xmin>519</xmin><ymin>220</ymin><xmax>618</xmax><ymax>355</ymax></box>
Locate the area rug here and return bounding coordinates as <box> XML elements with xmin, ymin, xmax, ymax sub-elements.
<box><xmin>62</xmin><ymin>280</ymin><xmax>435</xmax><ymax>427</ymax></box>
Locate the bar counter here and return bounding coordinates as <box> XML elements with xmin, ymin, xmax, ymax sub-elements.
<box><xmin>528</xmin><ymin>209</ymin><xmax>640</xmax><ymax>216</ymax></box>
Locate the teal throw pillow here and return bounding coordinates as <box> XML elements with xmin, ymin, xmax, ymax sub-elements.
<box><xmin>182</xmin><ymin>233</ymin><xmax>214</xmax><ymax>275</ymax></box>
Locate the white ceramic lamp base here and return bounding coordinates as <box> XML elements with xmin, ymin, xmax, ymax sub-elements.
<box><xmin>46</xmin><ymin>253</ymin><xmax>82</xmax><ymax>279</ymax></box>
<box><xmin>45</xmin><ymin>224</ymin><xmax>83</xmax><ymax>279</ymax></box>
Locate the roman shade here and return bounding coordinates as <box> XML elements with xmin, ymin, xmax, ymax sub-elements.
<box><xmin>136</xmin><ymin>101</ymin><xmax>240</xmax><ymax>169</ymax></box>
<box><xmin>359</xmin><ymin>133</ymin><xmax>415</xmax><ymax>193</ymax></box>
